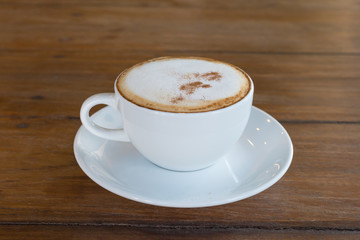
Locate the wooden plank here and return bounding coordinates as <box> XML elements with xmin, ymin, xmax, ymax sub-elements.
<box><xmin>1</xmin><ymin>52</ymin><xmax>359</xmax><ymax>121</ymax></box>
<box><xmin>0</xmin><ymin>0</ymin><xmax>359</xmax><ymax>54</ymax></box>
<box><xmin>1</xmin><ymin>0</ymin><xmax>359</xmax><ymax>237</ymax></box>
<box><xmin>0</xmin><ymin>225</ymin><xmax>359</xmax><ymax>240</ymax></box>
<box><xmin>0</xmin><ymin>117</ymin><xmax>359</xmax><ymax>229</ymax></box>
<box><xmin>1</xmin><ymin>0</ymin><xmax>359</xmax><ymax>121</ymax></box>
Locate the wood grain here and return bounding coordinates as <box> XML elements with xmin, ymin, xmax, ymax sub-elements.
<box><xmin>0</xmin><ymin>225</ymin><xmax>359</xmax><ymax>240</ymax></box>
<box><xmin>1</xmin><ymin>0</ymin><xmax>359</xmax><ymax>238</ymax></box>
<box><xmin>1</xmin><ymin>0</ymin><xmax>360</xmax><ymax>54</ymax></box>
<box><xmin>1</xmin><ymin>53</ymin><xmax>359</xmax><ymax>121</ymax></box>
<box><xmin>0</xmin><ymin>117</ymin><xmax>359</xmax><ymax>229</ymax></box>
<box><xmin>1</xmin><ymin>0</ymin><xmax>359</xmax><ymax>122</ymax></box>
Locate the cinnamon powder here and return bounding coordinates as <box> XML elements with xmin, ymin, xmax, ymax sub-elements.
<box><xmin>199</xmin><ymin>71</ymin><xmax>221</xmax><ymax>81</ymax></box>
<box><xmin>172</xmin><ymin>71</ymin><xmax>222</xmax><ymax>104</ymax></box>
<box><xmin>170</xmin><ymin>95</ymin><xmax>184</xmax><ymax>104</ymax></box>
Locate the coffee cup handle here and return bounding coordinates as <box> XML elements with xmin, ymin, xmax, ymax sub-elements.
<box><xmin>80</xmin><ymin>93</ymin><xmax>130</xmax><ymax>142</ymax></box>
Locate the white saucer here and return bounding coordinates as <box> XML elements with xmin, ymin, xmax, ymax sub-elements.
<box><xmin>74</xmin><ymin>106</ymin><xmax>293</xmax><ymax>208</ymax></box>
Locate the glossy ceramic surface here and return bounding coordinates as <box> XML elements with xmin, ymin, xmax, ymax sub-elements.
<box><xmin>74</xmin><ymin>106</ymin><xmax>293</xmax><ymax>208</ymax></box>
<box><xmin>80</xmin><ymin>77</ymin><xmax>253</xmax><ymax>171</ymax></box>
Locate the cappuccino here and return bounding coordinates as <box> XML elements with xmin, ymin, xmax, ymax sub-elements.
<box><xmin>117</xmin><ymin>57</ymin><xmax>250</xmax><ymax>113</ymax></box>
<box><xmin>81</xmin><ymin>56</ymin><xmax>254</xmax><ymax>170</ymax></box>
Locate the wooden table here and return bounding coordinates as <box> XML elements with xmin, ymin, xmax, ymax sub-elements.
<box><xmin>1</xmin><ymin>0</ymin><xmax>359</xmax><ymax>238</ymax></box>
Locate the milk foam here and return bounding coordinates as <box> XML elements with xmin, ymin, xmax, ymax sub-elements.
<box><xmin>117</xmin><ymin>57</ymin><xmax>250</xmax><ymax>112</ymax></box>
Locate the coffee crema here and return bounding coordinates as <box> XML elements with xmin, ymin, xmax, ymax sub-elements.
<box><xmin>116</xmin><ymin>57</ymin><xmax>251</xmax><ymax>113</ymax></box>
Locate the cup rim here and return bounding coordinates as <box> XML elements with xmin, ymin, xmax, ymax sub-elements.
<box><xmin>113</xmin><ymin>57</ymin><xmax>254</xmax><ymax>115</ymax></box>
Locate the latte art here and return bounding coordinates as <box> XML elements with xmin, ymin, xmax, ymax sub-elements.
<box><xmin>117</xmin><ymin>57</ymin><xmax>251</xmax><ymax>113</ymax></box>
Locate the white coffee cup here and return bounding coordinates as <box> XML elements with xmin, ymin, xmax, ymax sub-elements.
<box><xmin>80</xmin><ymin>70</ymin><xmax>254</xmax><ymax>171</ymax></box>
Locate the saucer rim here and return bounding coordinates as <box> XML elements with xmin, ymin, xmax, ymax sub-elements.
<box><xmin>73</xmin><ymin>106</ymin><xmax>293</xmax><ymax>208</ymax></box>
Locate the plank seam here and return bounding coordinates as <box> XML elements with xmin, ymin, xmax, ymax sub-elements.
<box><xmin>0</xmin><ymin>222</ymin><xmax>359</xmax><ymax>232</ymax></box>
